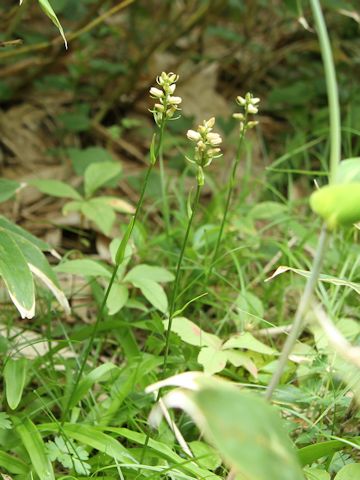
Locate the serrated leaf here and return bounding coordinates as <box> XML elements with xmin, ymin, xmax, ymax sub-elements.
<box><xmin>4</xmin><ymin>357</ymin><xmax>28</xmax><ymax>410</ymax></box>
<box><xmin>30</xmin><ymin>179</ymin><xmax>81</xmax><ymax>200</ymax></box>
<box><xmin>131</xmin><ymin>278</ymin><xmax>168</xmax><ymax>313</ymax></box>
<box><xmin>124</xmin><ymin>264</ymin><xmax>174</xmax><ymax>283</ymax></box>
<box><xmin>84</xmin><ymin>161</ymin><xmax>122</xmax><ymax>197</ymax></box>
<box><xmin>54</xmin><ymin>259</ymin><xmax>112</xmax><ymax>278</ymax></box>
<box><xmin>0</xmin><ymin>229</ymin><xmax>35</xmax><ymax>318</ymax></box>
<box><xmin>106</xmin><ymin>283</ymin><xmax>129</xmax><ymax>315</ymax></box>
<box><xmin>38</xmin><ymin>0</ymin><xmax>67</xmax><ymax>48</ymax></box>
<box><xmin>222</xmin><ymin>332</ymin><xmax>276</xmax><ymax>355</ymax></box>
<box><xmin>16</xmin><ymin>417</ymin><xmax>55</xmax><ymax>480</ymax></box>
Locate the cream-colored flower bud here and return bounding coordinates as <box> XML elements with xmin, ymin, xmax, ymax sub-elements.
<box><xmin>236</xmin><ymin>96</ymin><xmax>246</xmax><ymax>106</ymax></box>
<box><xmin>247</xmin><ymin>121</ymin><xmax>259</xmax><ymax>129</ymax></box>
<box><xmin>247</xmin><ymin>104</ymin><xmax>258</xmax><ymax>114</ymax></box>
<box><xmin>168</xmin><ymin>73</ymin><xmax>179</xmax><ymax>83</ymax></box>
<box><xmin>150</xmin><ymin>87</ymin><xmax>163</xmax><ymax>98</ymax></box>
<box><xmin>187</xmin><ymin>130</ymin><xmax>201</xmax><ymax>142</ymax></box>
<box><xmin>168</xmin><ymin>84</ymin><xmax>176</xmax><ymax>94</ymax></box>
<box><xmin>233</xmin><ymin>112</ymin><xmax>245</xmax><ymax>121</ymax></box>
<box><xmin>154</xmin><ymin>103</ymin><xmax>165</xmax><ymax>112</ymax></box>
<box><xmin>205</xmin><ymin>117</ymin><xmax>215</xmax><ymax>129</ymax></box>
<box><xmin>251</xmin><ymin>97</ymin><xmax>260</xmax><ymax>105</ymax></box>
<box><xmin>168</xmin><ymin>96</ymin><xmax>182</xmax><ymax>105</ymax></box>
<box><xmin>206</xmin><ymin>132</ymin><xmax>222</xmax><ymax>146</ymax></box>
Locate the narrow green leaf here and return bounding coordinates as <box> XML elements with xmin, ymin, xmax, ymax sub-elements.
<box><xmin>0</xmin><ymin>450</ymin><xmax>28</xmax><ymax>474</ymax></box>
<box><xmin>0</xmin><ymin>229</ymin><xmax>35</xmax><ymax>318</ymax></box>
<box><xmin>30</xmin><ymin>179</ymin><xmax>81</xmax><ymax>200</ymax></box>
<box><xmin>16</xmin><ymin>417</ymin><xmax>55</xmax><ymax>480</ymax></box>
<box><xmin>4</xmin><ymin>357</ymin><xmax>28</xmax><ymax>410</ymax></box>
<box><xmin>334</xmin><ymin>464</ymin><xmax>360</xmax><ymax>480</ymax></box>
<box><xmin>38</xmin><ymin>0</ymin><xmax>67</xmax><ymax>47</ymax></box>
<box><xmin>298</xmin><ymin>437</ymin><xmax>360</xmax><ymax>466</ymax></box>
<box><xmin>0</xmin><ymin>215</ymin><xmax>50</xmax><ymax>251</ymax></box>
<box><xmin>115</xmin><ymin>217</ymin><xmax>134</xmax><ymax>265</ymax></box>
<box><xmin>84</xmin><ymin>161</ymin><xmax>122</xmax><ymax>197</ymax></box>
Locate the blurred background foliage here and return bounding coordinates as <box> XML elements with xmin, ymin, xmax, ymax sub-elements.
<box><xmin>0</xmin><ymin>0</ymin><xmax>359</xmax><ymax>218</ymax></box>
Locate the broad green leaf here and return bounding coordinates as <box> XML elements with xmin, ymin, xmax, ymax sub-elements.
<box><xmin>4</xmin><ymin>357</ymin><xmax>28</xmax><ymax>409</ymax></box>
<box><xmin>84</xmin><ymin>161</ymin><xmax>122</xmax><ymax>197</ymax></box>
<box><xmin>0</xmin><ymin>450</ymin><xmax>28</xmax><ymax>474</ymax></box>
<box><xmin>124</xmin><ymin>264</ymin><xmax>174</xmax><ymax>283</ymax></box>
<box><xmin>9</xmin><ymin>231</ymin><xmax>70</xmax><ymax>314</ymax></box>
<box><xmin>67</xmin><ymin>146</ymin><xmax>115</xmax><ymax>175</ymax></box>
<box><xmin>0</xmin><ymin>229</ymin><xmax>35</xmax><ymax>318</ymax></box>
<box><xmin>163</xmin><ymin>316</ymin><xmax>221</xmax><ymax>349</ymax></box>
<box><xmin>54</xmin><ymin>259</ymin><xmax>112</xmax><ymax>278</ymax></box>
<box><xmin>197</xmin><ymin>346</ymin><xmax>228</xmax><ymax>374</ymax></box>
<box><xmin>334</xmin><ymin>158</ymin><xmax>360</xmax><ymax>184</ymax></box>
<box><xmin>151</xmin><ymin>376</ymin><xmax>304</xmax><ymax>480</ymax></box>
<box><xmin>189</xmin><ymin>440</ymin><xmax>222</xmax><ymax>471</ymax></box>
<box><xmin>266</xmin><ymin>266</ymin><xmax>360</xmax><ymax>295</ymax></box>
<box><xmin>67</xmin><ymin>363</ymin><xmax>119</xmax><ymax>409</ymax></box>
<box><xmin>132</xmin><ymin>278</ymin><xmax>168</xmax><ymax>313</ymax></box>
<box><xmin>223</xmin><ymin>332</ymin><xmax>276</xmax><ymax>355</ymax></box>
<box><xmin>235</xmin><ymin>291</ymin><xmax>264</xmax><ymax>324</ymax></box>
<box><xmin>38</xmin><ymin>0</ymin><xmax>67</xmax><ymax>47</ymax></box>
<box><xmin>95</xmin><ymin>196</ymin><xmax>135</xmax><ymax>214</ymax></box>
<box><xmin>81</xmin><ymin>198</ymin><xmax>116</xmax><ymax>235</ymax></box>
<box><xmin>0</xmin><ymin>215</ymin><xmax>50</xmax><ymax>251</ymax></box>
<box><xmin>30</xmin><ymin>179</ymin><xmax>81</xmax><ymax>200</ymax></box>
<box><xmin>0</xmin><ymin>178</ymin><xmax>23</xmax><ymax>203</ymax></box>
<box><xmin>334</xmin><ymin>464</ymin><xmax>360</xmax><ymax>480</ymax></box>
<box><xmin>304</xmin><ymin>467</ymin><xmax>330</xmax><ymax>480</ymax></box>
<box><xmin>62</xmin><ymin>200</ymin><xmax>83</xmax><ymax>215</ymax></box>
<box><xmin>106</xmin><ymin>283</ymin><xmax>129</xmax><ymax>315</ymax></box>
<box><xmin>310</xmin><ymin>183</ymin><xmax>360</xmax><ymax>229</ymax></box>
<box><xmin>250</xmin><ymin>201</ymin><xmax>288</xmax><ymax>220</ymax></box>
<box><xmin>297</xmin><ymin>437</ymin><xmax>360</xmax><ymax>466</ymax></box>
<box><xmin>16</xmin><ymin>417</ymin><xmax>55</xmax><ymax>480</ymax></box>
<box><xmin>226</xmin><ymin>350</ymin><xmax>258</xmax><ymax>378</ymax></box>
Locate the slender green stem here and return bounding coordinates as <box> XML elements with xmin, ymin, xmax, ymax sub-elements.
<box><xmin>62</xmin><ymin>119</ymin><xmax>166</xmax><ymax>424</ymax></box>
<box><xmin>140</xmin><ymin>181</ymin><xmax>203</xmax><ymax>465</ymax></box>
<box><xmin>310</xmin><ymin>0</ymin><xmax>341</xmax><ymax>183</ymax></box>
<box><xmin>265</xmin><ymin>0</ymin><xmax>341</xmax><ymax>400</ymax></box>
<box><xmin>206</xmin><ymin>123</ymin><xmax>246</xmax><ymax>282</ymax></box>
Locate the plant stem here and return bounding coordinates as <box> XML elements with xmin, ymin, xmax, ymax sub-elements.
<box><xmin>140</xmin><ymin>181</ymin><xmax>202</xmax><ymax>465</ymax></box>
<box><xmin>159</xmin><ymin>146</ymin><xmax>171</xmax><ymax>237</ymax></box>
<box><xmin>62</xmin><ymin>119</ymin><xmax>166</xmax><ymax>424</ymax></box>
<box><xmin>206</xmin><ymin>121</ymin><xmax>247</xmax><ymax>282</ymax></box>
<box><xmin>310</xmin><ymin>0</ymin><xmax>341</xmax><ymax>183</ymax></box>
<box><xmin>265</xmin><ymin>225</ymin><xmax>328</xmax><ymax>400</ymax></box>
<box><xmin>265</xmin><ymin>0</ymin><xmax>341</xmax><ymax>400</ymax></box>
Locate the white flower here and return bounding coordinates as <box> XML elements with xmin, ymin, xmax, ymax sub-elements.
<box><xmin>187</xmin><ymin>130</ymin><xmax>201</xmax><ymax>141</ymax></box>
<box><xmin>247</xmin><ymin>104</ymin><xmax>258</xmax><ymax>114</ymax></box>
<box><xmin>206</xmin><ymin>132</ymin><xmax>222</xmax><ymax>146</ymax></box>
<box><xmin>168</xmin><ymin>84</ymin><xmax>176</xmax><ymax>94</ymax></box>
<box><xmin>236</xmin><ymin>96</ymin><xmax>246</xmax><ymax>106</ymax></box>
<box><xmin>150</xmin><ymin>87</ymin><xmax>163</xmax><ymax>98</ymax></box>
<box><xmin>168</xmin><ymin>96</ymin><xmax>182</xmax><ymax>105</ymax></box>
<box><xmin>251</xmin><ymin>97</ymin><xmax>260</xmax><ymax>105</ymax></box>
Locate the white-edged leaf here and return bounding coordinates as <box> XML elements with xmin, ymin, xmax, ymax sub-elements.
<box><xmin>81</xmin><ymin>198</ymin><xmax>116</xmax><ymax>235</ymax></box>
<box><xmin>54</xmin><ymin>259</ymin><xmax>112</xmax><ymax>278</ymax></box>
<box><xmin>0</xmin><ymin>215</ymin><xmax>50</xmax><ymax>251</ymax></box>
<box><xmin>30</xmin><ymin>179</ymin><xmax>81</xmax><ymax>200</ymax></box>
<box><xmin>0</xmin><ymin>229</ymin><xmax>35</xmax><ymax>319</ymax></box>
<box><xmin>131</xmin><ymin>278</ymin><xmax>168</xmax><ymax>313</ymax></box>
<box><xmin>125</xmin><ymin>264</ymin><xmax>174</xmax><ymax>283</ymax></box>
<box><xmin>9</xmin><ymin>231</ymin><xmax>70</xmax><ymax>314</ymax></box>
<box><xmin>266</xmin><ymin>266</ymin><xmax>360</xmax><ymax>295</ymax></box>
<box><xmin>38</xmin><ymin>0</ymin><xmax>67</xmax><ymax>48</ymax></box>
<box><xmin>106</xmin><ymin>283</ymin><xmax>129</xmax><ymax>315</ymax></box>
<box><xmin>84</xmin><ymin>161</ymin><xmax>122</xmax><ymax>197</ymax></box>
<box><xmin>223</xmin><ymin>332</ymin><xmax>276</xmax><ymax>355</ymax></box>
<box><xmin>4</xmin><ymin>358</ymin><xmax>28</xmax><ymax>410</ymax></box>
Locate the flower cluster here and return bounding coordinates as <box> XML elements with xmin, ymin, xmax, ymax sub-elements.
<box><xmin>150</xmin><ymin>72</ymin><xmax>182</xmax><ymax>126</ymax></box>
<box><xmin>233</xmin><ymin>92</ymin><xmax>260</xmax><ymax>133</ymax></box>
<box><xmin>186</xmin><ymin>118</ymin><xmax>222</xmax><ymax>185</ymax></box>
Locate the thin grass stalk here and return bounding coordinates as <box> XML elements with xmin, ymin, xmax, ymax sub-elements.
<box><xmin>265</xmin><ymin>0</ymin><xmax>341</xmax><ymax>400</ymax></box>
<box><xmin>61</xmin><ymin>119</ymin><xmax>166</xmax><ymax>424</ymax></box>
